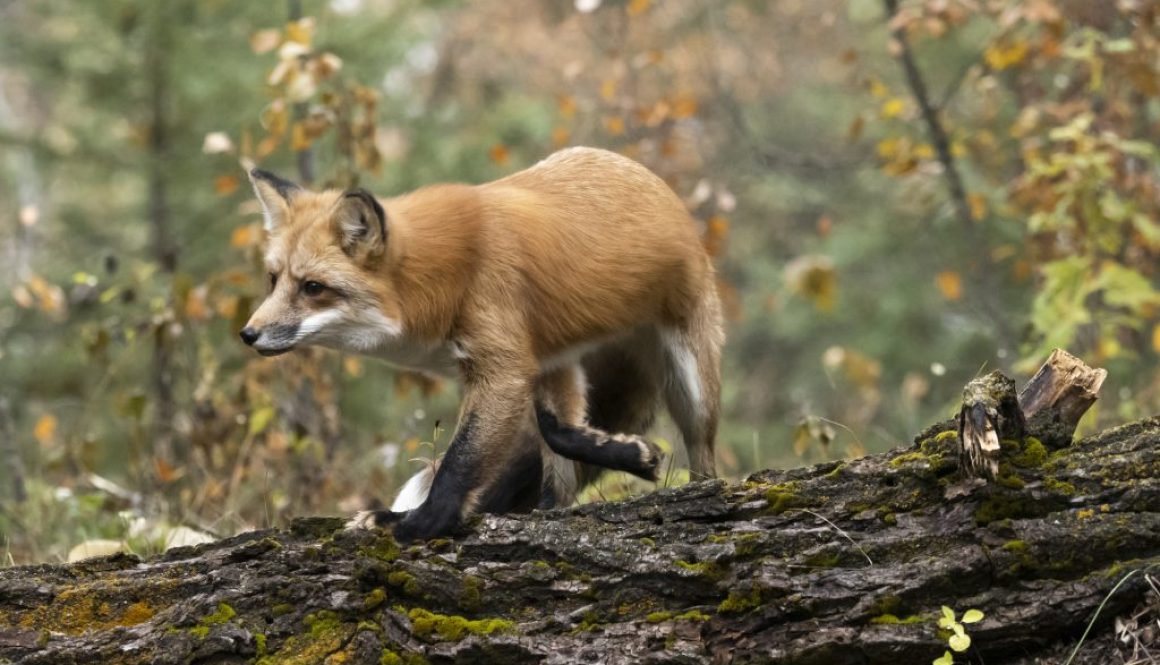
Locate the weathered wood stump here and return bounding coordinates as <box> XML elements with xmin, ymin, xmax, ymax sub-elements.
<box><xmin>0</xmin><ymin>356</ymin><xmax>1157</xmax><ymax>664</ymax></box>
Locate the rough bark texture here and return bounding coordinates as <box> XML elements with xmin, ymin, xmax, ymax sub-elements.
<box><xmin>1</xmin><ymin>411</ymin><xmax>1158</xmax><ymax>664</ymax></box>
<box><xmin>1019</xmin><ymin>349</ymin><xmax>1109</xmax><ymax>449</ymax></box>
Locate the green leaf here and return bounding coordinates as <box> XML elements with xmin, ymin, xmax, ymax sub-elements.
<box><xmin>933</xmin><ymin>651</ymin><xmax>954</xmax><ymax>665</ymax></box>
<box><xmin>941</xmin><ymin>606</ymin><xmax>955</xmax><ymax>622</ymax></box>
<box><xmin>961</xmin><ymin>609</ymin><xmax>984</xmax><ymax>624</ymax></box>
<box><xmin>248</xmin><ymin>406</ymin><xmax>275</xmax><ymax>436</ymax></box>
<box><xmin>949</xmin><ymin>631</ymin><xmax>971</xmax><ymax>652</ymax></box>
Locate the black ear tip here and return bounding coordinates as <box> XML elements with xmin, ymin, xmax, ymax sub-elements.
<box><xmin>250</xmin><ymin>168</ymin><xmax>271</xmax><ymax>180</ymax></box>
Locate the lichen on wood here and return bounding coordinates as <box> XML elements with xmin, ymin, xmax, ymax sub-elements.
<box><xmin>0</xmin><ymin>411</ymin><xmax>1157</xmax><ymax>663</ymax></box>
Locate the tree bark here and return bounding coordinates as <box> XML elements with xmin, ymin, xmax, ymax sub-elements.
<box><xmin>1</xmin><ymin>402</ymin><xmax>1157</xmax><ymax>663</ymax></box>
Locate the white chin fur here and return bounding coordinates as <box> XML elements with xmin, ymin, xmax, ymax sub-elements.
<box><xmin>391</xmin><ymin>466</ymin><xmax>435</xmax><ymax>512</ymax></box>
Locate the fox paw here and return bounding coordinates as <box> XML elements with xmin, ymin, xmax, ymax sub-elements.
<box><xmin>345</xmin><ymin>510</ymin><xmax>401</xmax><ymax>531</ymax></box>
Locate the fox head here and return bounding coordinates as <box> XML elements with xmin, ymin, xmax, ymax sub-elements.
<box><xmin>240</xmin><ymin>169</ymin><xmax>402</xmax><ymax>357</ymax></box>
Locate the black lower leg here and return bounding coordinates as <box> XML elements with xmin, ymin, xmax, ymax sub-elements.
<box><xmin>392</xmin><ymin>415</ymin><xmax>480</xmax><ymax>543</ymax></box>
<box><xmin>535</xmin><ymin>406</ymin><xmax>659</xmax><ymax>480</ymax></box>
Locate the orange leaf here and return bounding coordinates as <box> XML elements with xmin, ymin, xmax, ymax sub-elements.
<box><xmin>344</xmin><ymin>357</ymin><xmax>363</xmax><ymax>378</ymax></box>
<box><xmin>154</xmin><ymin>457</ymin><xmax>183</xmax><ymax>483</ymax></box>
<box><xmin>557</xmin><ymin>95</ymin><xmax>577</xmax><ymax>119</ymax></box>
<box><xmin>489</xmin><ymin>143</ymin><xmax>510</xmax><ymax>165</ymax></box>
<box><xmin>671</xmin><ymin>95</ymin><xmax>698</xmax><ymax>119</ymax></box>
<box><xmin>34</xmin><ymin>414</ymin><xmax>57</xmax><ymax>445</ymax></box>
<box><xmin>936</xmin><ymin>271</ymin><xmax>963</xmax><ymax>301</ymax></box>
<box><xmin>627</xmin><ymin>0</ymin><xmax>651</xmax><ymax>16</ymax></box>
<box><xmin>603</xmin><ymin>116</ymin><xmax>626</xmax><ymax>136</ymax></box>
<box><xmin>551</xmin><ymin>126</ymin><xmax>571</xmax><ymax>148</ymax></box>
<box><xmin>214</xmin><ymin>175</ymin><xmax>239</xmax><ymax>196</ymax></box>
<box><xmin>231</xmin><ymin>224</ymin><xmax>257</xmax><ymax>248</ymax></box>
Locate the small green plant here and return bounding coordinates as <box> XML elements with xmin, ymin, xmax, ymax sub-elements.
<box><xmin>932</xmin><ymin>606</ymin><xmax>984</xmax><ymax>665</ymax></box>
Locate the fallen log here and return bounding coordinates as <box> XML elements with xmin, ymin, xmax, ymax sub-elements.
<box><xmin>1</xmin><ymin>360</ymin><xmax>1157</xmax><ymax>664</ymax></box>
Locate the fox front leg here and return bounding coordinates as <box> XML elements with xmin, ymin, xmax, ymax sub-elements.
<box><xmin>355</xmin><ymin>367</ymin><xmax>537</xmax><ymax>543</ymax></box>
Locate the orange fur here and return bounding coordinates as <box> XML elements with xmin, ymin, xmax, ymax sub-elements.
<box><xmin>242</xmin><ymin>147</ymin><xmax>724</xmax><ymax>538</ymax></box>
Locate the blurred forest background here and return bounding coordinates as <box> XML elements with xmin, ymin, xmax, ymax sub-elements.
<box><xmin>1</xmin><ymin>0</ymin><xmax>1159</xmax><ymax>564</ymax></box>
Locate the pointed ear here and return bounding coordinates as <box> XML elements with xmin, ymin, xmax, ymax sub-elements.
<box><xmin>249</xmin><ymin>169</ymin><xmax>301</xmax><ymax>232</ymax></box>
<box><xmin>334</xmin><ymin>188</ymin><xmax>387</xmax><ymax>256</ymax></box>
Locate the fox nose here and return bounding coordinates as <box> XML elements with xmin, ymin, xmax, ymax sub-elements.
<box><xmin>239</xmin><ymin>327</ymin><xmax>260</xmax><ymax>346</ymax></box>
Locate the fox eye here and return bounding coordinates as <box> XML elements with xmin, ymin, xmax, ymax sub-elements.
<box><xmin>302</xmin><ymin>280</ymin><xmax>326</xmax><ymax>297</ymax></box>
<box><xmin>268</xmin><ymin>273</ymin><xmax>278</xmax><ymax>291</ymax></box>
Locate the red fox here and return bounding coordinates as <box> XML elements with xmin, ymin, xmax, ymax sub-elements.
<box><xmin>241</xmin><ymin>147</ymin><xmax>724</xmax><ymax>541</ymax></box>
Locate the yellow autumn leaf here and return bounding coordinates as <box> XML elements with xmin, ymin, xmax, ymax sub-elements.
<box><xmin>603</xmin><ymin>116</ymin><xmax>626</xmax><ymax>136</ymax></box>
<box><xmin>984</xmin><ymin>40</ymin><xmax>1029</xmax><ymax>71</ymax></box>
<box><xmin>936</xmin><ymin>271</ymin><xmax>963</xmax><ymax>301</ymax></box>
<box><xmin>968</xmin><ymin>193</ymin><xmax>987</xmax><ymax>221</ymax></box>
<box><xmin>1151</xmin><ymin>324</ymin><xmax>1160</xmax><ymax>353</ymax></box>
<box><xmin>600</xmin><ymin>79</ymin><xmax>618</xmax><ymax>102</ymax></box>
<box><xmin>880</xmin><ymin>98</ymin><xmax>906</xmax><ymax>119</ymax></box>
<box><xmin>913</xmin><ymin>143</ymin><xmax>935</xmax><ymax>160</ymax></box>
<box><xmin>627</xmin><ymin>0</ymin><xmax>651</xmax><ymax>16</ymax></box>
<box><xmin>343</xmin><ymin>357</ymin><xmax>363</xmax><ymax>377</ymax></box>
<box><xmin>34</xmin><ymin>414</ymin><xmax>57</xmax><ymax>445</ymax></box>
<box><xmin>290</xmin><ymin>122</ymin><xmax>311</xmax><ymax>151</ymax></box>
<box><xmin>284</xmin><ymin>17</ymin><xmax>314</xmax><ymax>47</ymax></box>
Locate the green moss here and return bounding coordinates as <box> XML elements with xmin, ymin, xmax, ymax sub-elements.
<box><xmin>460</xmin><ymin>576</ymin><xmax>484</xmax><ymax>610</ymax></box>
<box><xmin>256</xmin><ymin>610</ymin><xmax>356</xmax><ymax>665</ymax></box>
<box><xmin>1001</xmin><ymin>540</ymin><xmax>1028</xmax><ymax>553</ymax></box>
<box><xmin>387</xmin><ymin>571</ymin><xmax>420</xmax><ymax>595</ymax></box>
<box><xmin>646</xmin><ymin>611</ymin><xmax>673</xmax><ymax>623</ymax></box>
<box><xmin>406</xmin><ymin>608</ymin><xmax>515</xmax><ymax>642</ymax></box>
<box><xmin>675</xmin><ymin>609</ymin><xmax>711</xmax><ymax>622</ymax></box>
<box><xmin>933</xmin><ymin>430</ymin><xmax>958</xmax><ymax>444</ymax></box>
<box><xmin>675</xmin><ymin>560</ymin><xmax>725</xmax><ymax>580</ymax></box>
<box><xmin>763</xmin><ymin>482</ymin><xmax>804</xmax><ymax>514</ymax></box>
<box><xmin>190</xmin><ymin>602</ymin><xmax>236</xmax><ymax>639</ymax></box>
<box><xmin>974</xmin><ymin>495</ymin><xmax>1027</xmax><ymax>525</ymax></box>
<box><xmin>380</xmin><ymin>652</ymin><xmax>428</xmax><ymax>665</ymax></box>
<box><xmin>1010</xmin><ymin>438</ymin><xmax>1047</xmax><ymax>468</ymax></box>
<box><xmin>639</xmin><ymin>537</ymin><xmax>657</xmax><ymax>547</ymax></box>
<box><xmin>867</xmin><ymin>595</ymin><xmax>901</xmax><ymax>617</ymax></box>
<box><xmin>825</xmin><ymin>462</ymin><xmax>845</xmax><ymax>479</ymax></box>
<box><xmin>881</xmin><ymin>512</ymin><xmax>897</xmax><ymax>525</ymax></box>
<box><xmin>1044</xmin><ymin>477</ymin><xmax>1077</xmax><ymax>496</ymax></box>
<box><xmin>364</xmin><ymin>588</ymin><xmax>387</xmax><ymax>610</ymax></box>
<box><xmin>254</xmin><ymin>632</ymin><xmax>268</xmax><ymax>658</ymax></box>
<box><xmin>717</xmin><ymin>589</ymin><xmax>762</xmax><ymax>614</ymax></box>
<box><xmin>271</xmin><ymin>603</ymin><xmax>295</xmax><ymax>617</ymax></box>
<box><xmin>870</xmin><ymin>614</ymin><xmax>924</xmax><ymax>625</ymax></box>
<box><xmin>305</xmin><ymin>610</ymin><xmax>342</xmax><ymax>638</ymax></box>
<box><xmin>889</xmin><ymin>451</ymin><xmax>928</xmax><ymax>467</ymax></box>
<box><xmin>804</xmin><ymin>551</ymin><xmax>841</xmax><ymax>568</ymax></box>
<box><xmin>995</xmin><ymin>473</ymin><xmax>1025</xmax><ymax>489</ymax></box>
<box><xmin>359</xmin><ymin>535</ymin><xmax>401</xmax><ymax>563</ymax></box>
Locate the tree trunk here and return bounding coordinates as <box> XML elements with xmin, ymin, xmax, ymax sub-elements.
<box><xmin>1</xmin><ymin>401</ymin><xmax>1157</xmax><ymax>663</ymax></box>
<box><xmin>146</xmin><ymin>0</ymin><xmax>179</xmax><ymax>470</ymax></box>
